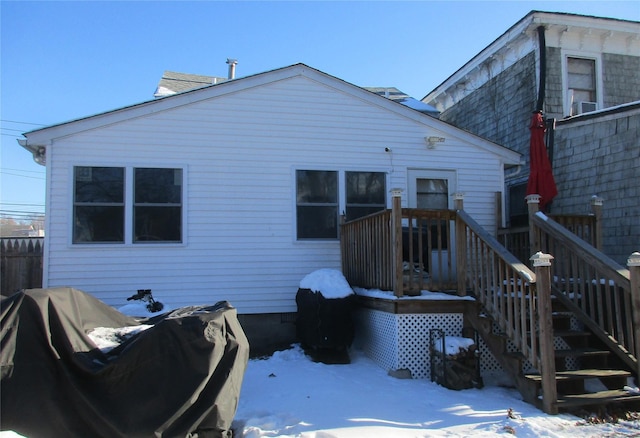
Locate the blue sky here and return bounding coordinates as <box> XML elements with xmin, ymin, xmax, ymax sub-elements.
<box><xmin>1</xmin><ymin>1</ymin><xmax>639</xmax><ymax>220</ymax></box>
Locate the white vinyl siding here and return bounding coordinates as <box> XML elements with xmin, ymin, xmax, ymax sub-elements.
<box><xmin>42</xmin><ymin>72</ymin><xmax>516</xmax><ymax>314</ymax></box>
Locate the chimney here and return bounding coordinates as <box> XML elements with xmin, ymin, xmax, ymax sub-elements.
<box><xmin>226</xmin><ymin>58</ymin><xmax>238</xmax><ymax>79</ymax></box>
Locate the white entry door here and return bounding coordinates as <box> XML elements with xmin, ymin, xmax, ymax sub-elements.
<box><xmin>407</xmin><ymin>169</ymin><xmax>456</xmax><ymax>209</ymax></box>
<box><xmin>407</xmin><ymin>169</ymin><xmax>457</xmax><ymax>283</ymax></box>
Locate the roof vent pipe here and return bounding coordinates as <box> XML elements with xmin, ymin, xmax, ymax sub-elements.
<box><xmin>226</xmin><ymin>58</ymin><xmax>238</xmax><ymax>79</ymax></box>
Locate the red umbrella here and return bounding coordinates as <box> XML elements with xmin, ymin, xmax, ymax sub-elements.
<box><xmin>526</xmin><ymin>112</ymin><xmax>557</xmax><ymax>211</ymax></box>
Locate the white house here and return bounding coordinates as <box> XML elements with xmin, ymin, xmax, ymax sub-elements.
<box><xmin>20</xmin><ymin>64</ymin><xmax>520</xmax><ymax>328</ymax></box>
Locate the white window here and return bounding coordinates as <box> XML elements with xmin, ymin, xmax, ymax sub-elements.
<box><xmin>73</xmin><ymin>166</ymin><xmax>183</xmax><ymax>244</ymax></box>
<box><xmin>563</xmin><ymin>53</ymin><xmax>601</xmax><ymax>116</ymax></box>
<box><xmin>296</xmin><ymin>169</ymin><xmax>386</xmax><ymax>240</ymax></box>
<box><xmin>73</xmin><ymin>167</ymin><xmax>125</xmax><ymax>243</ymax></box>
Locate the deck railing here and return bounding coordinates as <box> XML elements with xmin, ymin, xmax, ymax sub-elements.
<box><xmin>497</xmin><ymin>196</ymin><xmax>602</xmax><ymax>262</ymax></box>
<box><xmin>340</xmin><ymin>200</ymin><xmax>457</xmax><ymax>296</ymax></box>
<box><xmin>456</xmin><ymin>210</ymin><xmax>542</xmax><ymax>367</ymax></box>
<box><xmin>530</xmin><ymin>209</ymin><xmax>638</xmax><ymax>371</ymax></box>
<box><xmin>456</xmin><ymin>208</ymin><xmax>560</xmax><ymax>413</ymax></box>
<box><xmin>341</xmin><ymin>209</ymin><xmax>394</xmax><ymax>292</ymax></box>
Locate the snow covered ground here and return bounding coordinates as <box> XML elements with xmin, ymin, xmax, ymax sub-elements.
<box><xmin>234</xmin><ymin>344</ymin><xmax>640</xmax><ymax>437</ymax></box>
<box><xmin>4</xmin><ymin>269</ymin><xmax>640</xmax><ymax>437</ymax></box>
<box><xmin>233</xmin><ymin>269</ymin><xmax>640</xmax><ymax>437</ymax></box>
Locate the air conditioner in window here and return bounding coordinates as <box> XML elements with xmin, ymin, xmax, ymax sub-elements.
<box><xmin>578</xmin><ymin>101</ymin><xmax>598</xmax><ymax>114</ymax></box>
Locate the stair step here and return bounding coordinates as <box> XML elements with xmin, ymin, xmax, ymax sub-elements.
<box><xmin>553</xmin><ymin>329</ymin><xmax>592</xmax><ymax>337</ymax></box>
<box><xmin>525</xmin><ymin>369</ymin><xmax>631</xmax><ymax>382</ymax></box>
<box><xmin>554</xmin><ymin>347</ymin><xmax>610</xmax><ymax>358</ymax></box>
<box><xmin>557</xmin><ymin>389</ymin><xmax>640</xmax><ymax>409</ymax></box>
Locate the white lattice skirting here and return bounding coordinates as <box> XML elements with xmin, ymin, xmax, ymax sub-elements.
<box><xmin>354</xmin><ymin>308</ymin><xmax>502</xmax><ymax>380</ymax></box>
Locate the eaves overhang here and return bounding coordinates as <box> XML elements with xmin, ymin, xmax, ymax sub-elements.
<box><xmin>422</xmin><ymin>11</ymin><xmax>640</xmax><ymax>112</ymax></box>
<box><xmin>17</xmin><ymin>138</ymin><xmax>46</xmax><ymax>166</ymax></box>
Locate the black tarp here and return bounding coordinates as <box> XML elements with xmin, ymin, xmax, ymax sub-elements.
<box><xmin>0</xmin><ymin>287</ymin><xmax>249</xmax><ymax>438</ymax></box>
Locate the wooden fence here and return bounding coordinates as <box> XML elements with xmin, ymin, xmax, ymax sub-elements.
<box><xmin>1</xmin><ymin>238</ymin><xmax>44</xmax><ymax>296</ymax></box>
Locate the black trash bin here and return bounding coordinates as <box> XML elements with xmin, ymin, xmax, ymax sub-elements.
<box><xmin>295</xmin><ymin>270</ymin><xmax>356</xmax><ymax>363</ymax></box>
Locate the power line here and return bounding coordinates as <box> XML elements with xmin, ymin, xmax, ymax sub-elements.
<box><xmin>1</xmin><ymin>128</ymin><xmax>28</xmax><ymax>133</ymax></box>
<box><xmin>0</xmin><ymin>119</ymin><xmax>46</xmax><ymax>126</ymax></box>
<box><xmin>0</xmin><ymin>203</ymin><xmax>45</xmax><ymax>208</ymax></box>
<box><xmin>0</xmin><ymin>170</ymin><xmax>45</xmax><ymax>180</ymax></box>
<box><xmin>0</xmin><ymin>168</ymin><xmax>45</xmax><ymax>175</ymax></box>
<box><xmin>0</xmin><ymin>213</ymin><xmax>45</xmax><ymax>220</ymax></box>
<box><xmin>0</xmin><ymin>211</ymin><xmax>45</xmax><ymax>215</ymax></box>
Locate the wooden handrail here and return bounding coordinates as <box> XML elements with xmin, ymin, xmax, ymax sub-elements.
<box><xmin>548</xmin><ymin>214</ymin><xmax>599</xmax><ymax>249</ymax></box>
<box><xmin>531</xmin><ymin>211</ymin><xmax>636</xmax><ymax>370</ymax></box>
<box><xmin>456</xmin><ymin>210</ymin><xmax>543</xmax><ymax>368</ymax></box>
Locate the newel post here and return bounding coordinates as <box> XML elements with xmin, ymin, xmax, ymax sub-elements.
<box><xmin>590</xmin><ymin>196</ymin><xmax>604</xmax><ymax>250</ymax></box>
<box><xmin>531</xmin><ymin>251</ymin><xmax>558</xmax><ymax>415</ymax></box>
<box><xmin>628</xmin><ymin>252</ymin><xmax>640</xmax><ymax>380</ymax></box>
<box><xmin>526</xmin><ymin>194</ymin><xmax>541</xmax><ymax>255</ymax></box>
<box><xmin>391</xmin><ymin>189</ymin><xmax>404</xmax><ymax>298</ymax></box>
<box><xmin>454</xmin><ymin>193</ymin><xmax>467</xmax><ymax>296</ymax></box>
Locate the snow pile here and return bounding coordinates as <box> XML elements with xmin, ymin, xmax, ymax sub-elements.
<box><xmin>355</xmin><ymin>287</ymin><xmax>475</xmax><ymax>301</ymax></box>
<box><xmin>433</xmin><ymin>336</ymin><xmax>476</xmax><ymax>355</ymax></box>
<box><xmin>299</xmin><ymin>268</ymin><xmax>354</xmax><ymax>299</ymax></box>
<box><xmin>87</xmin><ymin>325</ymin><xmax>153</xmax><ymax>352</ymax></box>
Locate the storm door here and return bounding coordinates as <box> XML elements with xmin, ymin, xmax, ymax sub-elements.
<box><xmin>406</xmin><ymin>169</ymin><xmax>457</xmax><ymax>283</ymax></box>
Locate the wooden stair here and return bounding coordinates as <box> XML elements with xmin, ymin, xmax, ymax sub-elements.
<box><xmin>466</xmin><ymin>299</ymin><xmax>640</xmax><ymax>413</ymax></box>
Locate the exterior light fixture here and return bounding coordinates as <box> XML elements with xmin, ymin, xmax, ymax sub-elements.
<box><xmin>425</xmin><ymin>136</ymin><xmax>445</xmax><ymax>149</ymax></box>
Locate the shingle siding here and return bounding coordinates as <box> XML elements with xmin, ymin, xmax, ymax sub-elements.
<box><xmin>438</xmin><ymin>51</ymin><xmax>537</xmax><ymax>163</ymax></box>
<box><xmin>603</xmin><ymin>53</ymin><xmax>640</xmax><ymax>107</ymax></box>
<box><xmin>431</xmin><ymin>36</ymin><xmax>640</xmax><ymax>265</ymax></box>
<box><xmin>544</xmin><ymin>47</ymin><xmax>565</xmax><ymax>118</ymax></box>
<box><xmin>553</xmin><ymin>111</ymin><xmax>639</xmax><ymax>263</ymax></box>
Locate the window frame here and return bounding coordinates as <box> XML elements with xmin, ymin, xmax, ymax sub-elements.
<box><xmin>295</xmin><ymin>169</ymin><xmax>339</xmax><ymax>240</ymax></box>
<box><xmin>294</xmin><ymin>167</ymin><xmax>388</xmax><ymax>241</ymax></box>
<box><xmin>561</xmin><ymin>50</ymin><xmax>603</xmax><ymax>117</ymax></box>
<box><xmin>344</xmin><ymin>171</ymin><xmax>387</xmax><ymax>222</ymax></box>
<box><xmin>133</xmin><ymin>167</ymin><xmax>184</xmax><ymax>244</ymax></box>
<box><xmin>72</xmin><ymin>166</ymin><xmax>126</xmax><ymax>244</ymax></box>
<box><xmin>70</xmin><ymin>165</ymin><xmax>186</xmax><ymax>246</ymax></box>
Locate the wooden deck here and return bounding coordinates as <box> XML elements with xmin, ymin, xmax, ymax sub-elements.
<box><xmin>342</xmin><ymin>193</ymin><xmax>640</xmax><ymax>414</ymax></box>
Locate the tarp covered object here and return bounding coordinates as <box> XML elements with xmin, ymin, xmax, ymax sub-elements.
<box><xmin>0</xmin><ymin>287</ymin><xmax>249</xmax><ymax>438</ymax></box>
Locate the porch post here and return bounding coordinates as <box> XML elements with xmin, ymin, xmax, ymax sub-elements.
<box><xmin>628</xmin><ymin>252</ymin><xmax>640</xmax><ymax>380</ymax></box>
<box><xmin>590</xmin><ymin>196</ymin><xmax>604</xmax><ymax>250</ymax></box>
<box><xmin>531</xmin><ymin>251</ymin><xmax>558</xmax><ymax>415</ymax></box>
<box><xmin>391</xmin><ymin>189</ymin><xmax>403</xmax><ymax>298</ymax></box>
<box><xmin>526</xmin><ymin>194</ymin><xmax>541</xmax><ymax>255</ymax></box>
<box><xmin>454</xmin><ymin>193</ymin><xmax>467</xmax><ymax>296</ymax></box>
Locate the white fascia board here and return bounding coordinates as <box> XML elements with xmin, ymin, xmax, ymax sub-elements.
<box><xmin>424</xmin><ymin>12</ymin><xmax>640</xmax><ymax>104</ymax></box>
<box><xmin>423</xmin><ymin>14</ymin><xmax>535</xmax><ymax>103</ymax></box>
<box><xmin>533</xmin><ymin>12</ymin><xmax>640</xmax><ymax>34</ymax></box>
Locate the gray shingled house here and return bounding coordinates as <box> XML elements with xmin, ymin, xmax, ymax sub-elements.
<box><xmin>423</xmin><ymin>11</ymin><xmax>640</xmax><ymax>265</ymax></box>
